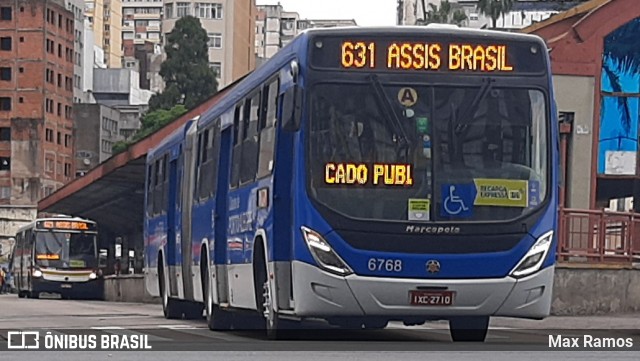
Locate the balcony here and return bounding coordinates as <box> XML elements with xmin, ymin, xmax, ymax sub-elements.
<box><xmin>133</xmin><ymin>13</ymin><xmax>161</xmax><ymax>20</ymax></box>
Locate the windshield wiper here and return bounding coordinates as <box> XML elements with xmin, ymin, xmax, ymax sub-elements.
<box><xmin>455</xmin><ymin>78</ymin><xmax>495</xmax><ymax>131</ymax></box>
<box><xmin>367</xmin><ymin>74</ymin><xmax>412</xmax><ymax>156</ymax></box>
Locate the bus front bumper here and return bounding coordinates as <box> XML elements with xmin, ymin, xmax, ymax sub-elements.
<box><xmin>291</xmin><ymin>261</ymin><xmax>553</xmax><ymax>320</ymax></box>
<box><xmin>32</xmin><ymin>278</ymin><xmax>104</xmax><ymax>299</ymax></box>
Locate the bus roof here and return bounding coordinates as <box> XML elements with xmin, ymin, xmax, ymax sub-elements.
<box><xmin>16</xmin><ymin>217</ymin><xmax>97</xmax><ymax>234</ymax></box>
<box><xmin>299</xmin><ymin>25</ymin><xmax>546</xmax><ymax>42</ymax></box>
<box><xmin>147</xmin><ymin>118</ymin><xmax>195</xmax><ymax>160</ymax></box>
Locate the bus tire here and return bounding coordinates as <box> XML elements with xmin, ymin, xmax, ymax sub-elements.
<box><xmin>202</xmin><ymin>250</ymin><xmax>231</xmax><ymax>330</ymax></box>
<box><xmin>158</xmin><ymin>257</ymin><xmax>182</xmax><ymax>319</ymax></box>
<box><xmin>449</xmin><ymin>316</ymin><xmax>489</xmax><ymax>342</ymax></box>
<box><xmin>18</xmin><ymin>291</ymin><xmax>26</xmax><ymax>298</ymax></box>
<box><xmin>182</xmin><ymin>302</ymin><xmax>204</xmax><ymax>320</ymax></box>
<box><xmin>253</xmin><ymin>239</ymin><xmax>281</xmax><ymax>339</ymax></box>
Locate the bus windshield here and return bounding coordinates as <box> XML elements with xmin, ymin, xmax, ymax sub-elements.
<box><xmin>35</xmin><ymin>232</ymin><xmax>97</xmax><ymax>269</ymax></box>
<box><xmin>308</xmin><ymin>81</ymin><xmax>548</xmax><ymax>222</ymax></box>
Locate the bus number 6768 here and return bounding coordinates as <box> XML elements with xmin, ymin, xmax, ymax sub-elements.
<box><xmin>368</xmin><ymin>258</ymin><xmax>402</xmax><ymax>272</ymax></box>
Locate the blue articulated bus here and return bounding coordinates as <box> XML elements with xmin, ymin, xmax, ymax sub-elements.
<box><xmin>144</xmin><ymin>25</ymin><xmax>559</xmax><ymax>341</ymax></box>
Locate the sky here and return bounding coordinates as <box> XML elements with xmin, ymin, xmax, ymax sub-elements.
<box><xmin>255</xmin><ymin>0</ymin><xmax>397</xmax><ymax>26</ymax></box>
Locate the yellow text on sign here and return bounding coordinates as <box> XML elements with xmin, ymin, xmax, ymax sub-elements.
<box><xmin>372</xmin><ymin>164</ymin><xmax>413</xmax><ymax>185</ymax></box>
<box><xmin>325</xmin><ymin>163</ymin><xmax>368</xmax><ymax>185</ymax></box>
<box><xmin>473</xmin><ymin>178</ymin><xmax>528</xmax><ymax>207</ymax></box>
<box><xmin>324</xmin><ymin>163</ymin><xmax>413</xmax><ymax>186</ymax></box>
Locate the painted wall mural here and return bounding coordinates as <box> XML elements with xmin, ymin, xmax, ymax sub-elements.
<box><xmin>599</xmin><ymin>17</ymin><xmax>640</xmax><ymax>175</ymax></box>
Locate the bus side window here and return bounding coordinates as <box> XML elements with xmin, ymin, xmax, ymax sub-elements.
<box><xmin>146</xmin><ymin>163</ymin><xmax>155</xmax><ymax>216</ymax></box>
<box><xmin>197</xmin><ymin>122</ymin><xmax>219</xmax><ymax>200</ymax></box>
<box><xmin>230</xmin><ymin>104</ymin><xmax>244</xmax><ymax>188</ymax></box>
<box><xmin>257</xmin><ymin>78</ymin><xmax>279</xmax><ymax>179</ymax></box>
<box><xmin>162</xmin><ymin>153</ymin><xmax>169</xmax><ymax>211</ymax></box>
<box><xmin>195</xmin><ymin>131</ymin><xmax>204</xmax><ymax>199</ymax></box>
<box><xmin>153</xmin><ymin>157</ymin><xmax>163</xmax><ymax>215</ymax></box>
<box><xmin>240</xmin><ymin>91</ymin><xmax>261</xmax><ymax>184</ymax></box>
<box><xmin>25</xmin><ymin>229</ymin><xmax>32</xmax><ymax>258</ymax></box>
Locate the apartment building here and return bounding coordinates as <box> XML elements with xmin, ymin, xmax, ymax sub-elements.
<box><xmin>84</xmin><ymin>0</ymin><xmax>123</xmax><ymax>67</ymax></box>
<box><xmin>162</xmin><ymin>0</ymin><xmax>256</xmax><ymax>87</ymax></box>
<box><xmin>255</xmin><ymin>4</ymin><xmax>356</xmax><ymax>62</ymax></box>
<box><xmin>65</xmin><ymin>0</ymin><xmax>85</xmax><ymax>103</ymax></box>
<box><xmin>0</xmin><ymin>0</ymin><xmax>76</xmax><ymax>205</ymax></box>
<box><xmin>397</xmin><ymin>0</ymin><xmax>573</xmax><ymax>29</ymax></box>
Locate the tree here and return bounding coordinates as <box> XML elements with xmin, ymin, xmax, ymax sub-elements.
<box><xmin>419</xmin><ymin>0</ymin><xmax>467</xmax><ymax>26</ymax></box>
<box><xmin>476</xmin><ymin>0</ymin><xmax>514</xmax><ymax>29</ymax></box>
<box><xmin>149</xmin><ymin>16</ymin><xmax>218</xmax><ymax>111</ymax></box>
<box><xmin>112</xmin><ymin>105</ymin><xmax>188</xmax><ymax>154</ymax></box>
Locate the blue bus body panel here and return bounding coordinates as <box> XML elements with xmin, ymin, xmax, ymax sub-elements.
<box><xmin>144</xmin><ymin>120</ymin><xmax>192</xmax><ymax>270</ymax></box>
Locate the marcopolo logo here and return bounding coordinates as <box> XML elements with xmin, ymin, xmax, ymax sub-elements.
<box><xmin>405</xmin><ymin>225</ymin><xmax>461</xmax><ymax>234</ymax></box>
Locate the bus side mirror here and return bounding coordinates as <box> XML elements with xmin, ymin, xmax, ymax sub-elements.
<box><xmin>282</xmin><ymin>85</ymin><xmax>301</xmax><ymax>132</ymax></box>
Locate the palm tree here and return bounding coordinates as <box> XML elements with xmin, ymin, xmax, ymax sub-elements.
<box><xmin>418</xmin><ymin>0</ymin><xmax>467</xmax><ymax>27</ymax></box>
<box><xmin>476</xmin><ymin>0</ymin><xmax>514</xmax><ymax>29</ymax></box>
<box><xmin>601</xmin><ymin>18</ymin><xmax>640</xmax><ymax>134</ymax></box>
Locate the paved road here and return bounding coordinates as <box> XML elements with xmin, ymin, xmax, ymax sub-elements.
<box><xmin>1</xmin><ymin>294</ymin><xmax>639</xmax><ymax>360</ymax></box>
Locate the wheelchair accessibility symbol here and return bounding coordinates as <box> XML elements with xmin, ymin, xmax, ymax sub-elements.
<box><xmin>441</xmin><ymin>184</ymin><xmax>475</xmax><ymax>217</ymax></box>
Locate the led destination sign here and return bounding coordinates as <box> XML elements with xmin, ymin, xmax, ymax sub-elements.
<box><xmin>36</xmin><ymin>220</ymin><xmax>97</xmax><ymax>231</ymax></box>
<box><xmin>311</xmin><ymin>36</ymin><xmax>545</xmax><ymax>74</ymax></box>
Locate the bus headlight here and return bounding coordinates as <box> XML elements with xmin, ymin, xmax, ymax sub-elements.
<box><xmin>301</xmin><ymin>226</ymin><xmax>353</xmax><ymax>276</ymax></box>
<box><xmin>510</xmin><ymin>231</ymin><xmax>554</xmax><ymax>278</ymax></box>
<box><xmin>32</xmin><ymin>269</ymin><xmax>43</xmax><ymax>278</ymax></box>
<box><xmin>89</xmin><ymin>272</ymin><xmax>97</xmax><ymax>280</ymax></box>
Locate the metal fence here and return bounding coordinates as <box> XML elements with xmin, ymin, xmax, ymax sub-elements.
<box><xmin>558</xmin><ymin>208</ymin><xmax>640</xmax><ymax>264</ymax></box>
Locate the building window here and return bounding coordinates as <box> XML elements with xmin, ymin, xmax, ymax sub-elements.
<box><xmin>207</xmin><ymin>33</ymin><xmax>222</xmax><ymax>48</ymax></box>
<box><xmin>45</xmin><ymin>128</ymin><xmax>53</xmax><ymax>142</ymax></box>
<box><xmin>64</xmin><ymin>134</ymin><xmax>71</xmax><ymax>147</ymax></box>
<box><xmin>197</xmin><ymin>3</ymin><xmax>222</xmax><ymax>19</ymax></box>
<box><xmin>0</xmin><ymin>157</ymin><xmax>10</xmax><ymax>171</ymax></box>
<box><xmin>0</xmin><ymin>7</ymin><xmax>11</xmax><ymax>20</ymax></box>
<box><xmin>45</xmin><ymin>158</ymin><xmax>54</xmax><ymax>172</ymax></box>
<box><xmin>0</xmin><ymin>67</ymin><xmax>10</xmax><ymax>81</ymax></box>
<box><xmin>57</xmin><ymin>73</ymin><xmax>62</xmax><ymax>87</ymax></box>
<box><xmin>57</xmin><ymin>103</ymin><xmax>62</xmax><ymax>116</ymax></box>
<box><xmin>0</xmin><ymin>37</ymin><xmax>11</xmax><ymax>51</ymax></box>
<box><xmin>64</xmin><ymin>163</ymin><xmax>71</xmax><ymax>177</ymax></box>
<box><xmin>209</xmin><ymin>62</ymin><xmax>221</xmax><ymax>77</ymax></box>
<box><xmin>0</xmin><ymin>127</ymin><xmax>10</xmax><ymax>141</ymax></box>
<box><xmin>18</xmin><ymin>97</ymin><xmax>22</xmax><ymax>103</ymax></box>
<box><xmin>58</xmin><ymin>43</ymin><xmax>62</xmax><ymax>57</ymax></box>
<box><xmin>176</xmin><ymin>2</ymin><xmax>190</xmax><ymax>17</ymax></box>
<box><xmin>163</xmin><ymin>4</ymin><xmax>173</xmax><ymax>18</ymax></box>
<box><xmin>0</xmin><ymin>97</ymin><xmax>10</xmax><ymax>111</ymax></box>
<box><xmin>102</xmin><ymin>140</ymin><xmax>112</xmax><ymax>153</ymax></box>
<box><xmin>0</xmin><ymin>186</ymin><xmax>10</xmax><ymax>199</ymax></box>
<box><xmin>57</xmin><ymin>131</ymin><xmax>61</xmax><ymax>144</ymax></box>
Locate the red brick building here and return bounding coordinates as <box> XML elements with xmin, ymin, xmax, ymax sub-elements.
<box><xmin>0</xmin><ymin>0</ymin><xmax>75</xmax><ymax>205</ymax></box>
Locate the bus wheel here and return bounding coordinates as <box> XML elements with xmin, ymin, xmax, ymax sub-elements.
<box><xmin>203</xmin><ymin>259</ymin><xmax>231</xmax><ymax>330</ymax></box>
<box><xmin>449</xmin><ymin>316</ymin><xmax>489</xmax><ymax>342</ymax></box>
<box><xmin>253</xmin><ymin>241</ymin><xmax>281</xmax><ymax>338</ymax></box>
<box><xmin>159</xmin><ymin>262</ymin><xmax>181</xmax><ymax>319</ymax></box>
<box><xmin>261</xmin><ymin>278</ymin><xmax>281</xmax><ymax>339</ymax></box>
<box><xmin>18</xmin><ymin>291</ymin><xmax>26</xmax><ymax>298</ymax></box>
